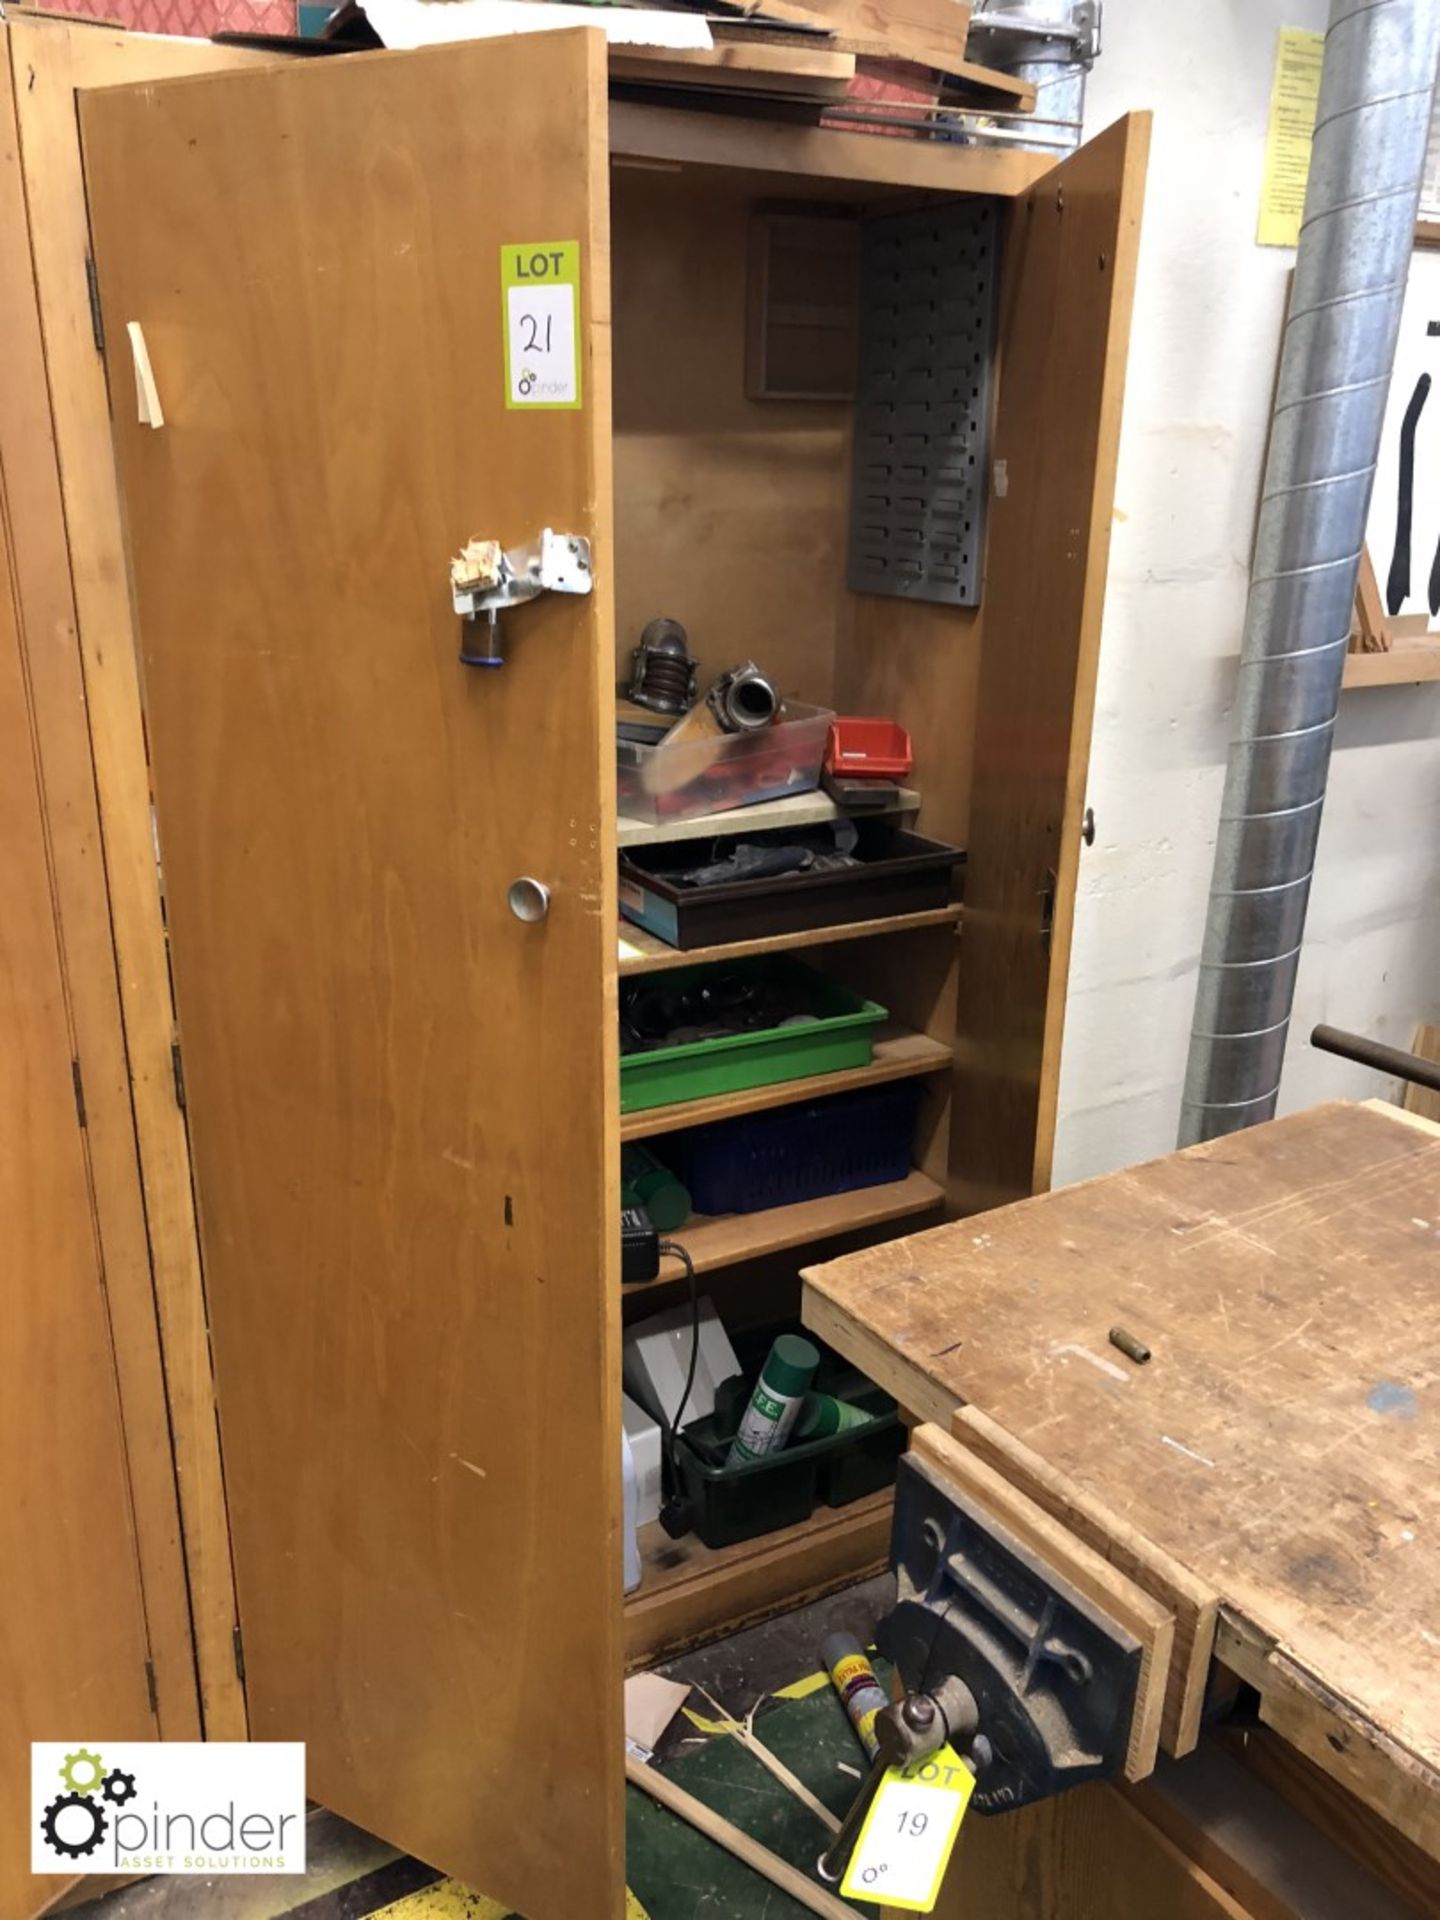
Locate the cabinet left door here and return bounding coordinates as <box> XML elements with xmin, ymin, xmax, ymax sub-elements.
<box><xmin>0</xmin><ymin>511</ymin><xmax>160</xmax><ymax>1920</ymax></box>
<box><xmin>80</xmin><ymin>32</ymin><xmax>623</xmax><ymax>1920</ymax></box>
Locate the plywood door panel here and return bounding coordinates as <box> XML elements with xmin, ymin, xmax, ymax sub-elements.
<box><xmin>951</xmin><ymin>113</ymin><xmax>1150</xmax><ymax>1212</ymax></box>
<box><xmin>8</xmin><ymin>11</ymin><xmax>278</xmax><ymax>1742</ymax></box>
<box><xmin>0</xmin><ymin>19</ymin><xmax>206</xmax><ymax>1744</ymax></box>
<box><xmin>81</xmin><ymin>36</ymin><xmax>622</xmax><ymax>1918</ymax></box>
<box><xmin>0</xmin><ymin>501</ymin><xmax>158</xmax><ymax>1920</ymax></box>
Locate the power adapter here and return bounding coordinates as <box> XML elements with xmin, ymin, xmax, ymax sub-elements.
<box><xmin>621</xmin><ymin>1204</ymin><xmax>659</xmax><ymax>1285</ymax></box>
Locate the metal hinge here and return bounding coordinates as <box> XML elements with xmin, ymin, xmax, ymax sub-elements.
<box><xmin>144</xmin><ymin>1659</ymin><xmax>159</xmax><ymax>1716</ymax></box>
<box><xmin>71</xmin><ymin>1058</ymin><xmax>87</xmax><ymax>1128</ymax></box>
<box><xmin>232</xmin><ymin>1625</ymin><xmax>246</xmax><ymax>1684</ymax></box>
<box><xmin>171</xmin><ymin>1040</ymin><xmax>187</xmax><ymax>1111</ymax></box>
<box><xmin>84</xmin><ymin>255</ymin><xmax>105</xmax><ymax>355</ymax></box>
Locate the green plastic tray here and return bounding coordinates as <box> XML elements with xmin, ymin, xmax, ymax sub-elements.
<box><xmin>619</xmin><ymin>959</ymin><xmax>887</xmax><ymax>1115</ymax></box>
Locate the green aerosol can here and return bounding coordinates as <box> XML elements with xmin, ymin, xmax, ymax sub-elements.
<box><xmin>725</xmin><ymin>1334</ymin><xmax>819</xmax><ymax>1467</ymax></box>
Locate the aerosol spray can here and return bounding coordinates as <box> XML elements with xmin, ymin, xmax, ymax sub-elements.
<box><xmin>793</xmin><ymin>1392</ymin><xmax>870</xmax><ymax>1441</ymax></box>
<box><xmin>822</xmin><ymin>1632</ymin><xmax>887</xmax><ymax>1759</ymax></box>
<box><xmin>725</xmin><ymin>1334</ymin><xmax>818</xmax><ymax>1467</ymax></box>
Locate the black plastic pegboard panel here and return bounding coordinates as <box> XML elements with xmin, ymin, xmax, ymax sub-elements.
<box><xmin>848</xmin><ymin>198</ymin><xmax>1001</xmax><ymax>607</ymax></box>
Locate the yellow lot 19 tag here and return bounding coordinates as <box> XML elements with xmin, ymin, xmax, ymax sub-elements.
<box><xmin>840</xmin><ymin>1743</ymin><xmax>974</xmax><ymax>1913</ymax></box>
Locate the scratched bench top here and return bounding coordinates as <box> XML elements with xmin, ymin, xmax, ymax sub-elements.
<box><xmin>802</xmin><ymin>1100</ymin><xmax>1440</xmax><ymax>1846</ymax></box>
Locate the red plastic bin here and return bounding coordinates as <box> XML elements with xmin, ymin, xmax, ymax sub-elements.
<box><xmin>825</xmin><ymin>716</ymin><xmax>913</xmax><ymax>780</ymax></box>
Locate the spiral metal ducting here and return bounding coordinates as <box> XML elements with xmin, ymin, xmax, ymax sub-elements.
<box><xmin>1179</xmin><ymin>0</ymin><xmax>1440</xmax><ymax>1145</ymax></box>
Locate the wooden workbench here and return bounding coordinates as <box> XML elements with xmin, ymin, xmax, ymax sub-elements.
<box><xmin>802</xmin><ymin>1100</ymin><xmax>1440</xmax><ymax>1877</ymax></box>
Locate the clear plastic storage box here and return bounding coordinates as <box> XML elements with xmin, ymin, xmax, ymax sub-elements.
<box><xmin>617</xmin><ymin>702</ymin><xmax>835</xmax><ymax>827</ymax></box>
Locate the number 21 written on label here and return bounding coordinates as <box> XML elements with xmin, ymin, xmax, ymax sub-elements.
<box><xmin>500</xmin><ymin>241</ymin><xmax>581</xmax><ymax>411</ymax></box>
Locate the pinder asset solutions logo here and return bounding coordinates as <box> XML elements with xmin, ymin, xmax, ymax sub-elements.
<box><xmin>33</xmin><ymin>1742</ymin><xmax>305</xmax><ymax>1875</ymax></box>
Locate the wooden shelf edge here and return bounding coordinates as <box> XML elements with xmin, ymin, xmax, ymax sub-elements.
<box><xmin>608</xmin><ymin>100</ymin><xmax>1054</xmax><ymax>198</ymax></box>
<box><xmin>620</xmin><ymin>1027</ymin><xmax>954</xmax><ymax>1142</ymax></box>
<box><xmin>624</xmin><ymin>1170</ymin><xmax>945</xmax><ymax>1293</ymax></box>
<box><xmin>617</xmin><ymin>786</ymin><xmax>921</xmax><ymax>850</ymax></box>
<box><xmin>623</xmin><ymin>1489</ymin><xmax>893</xmax><ymax>1670</ymax></box>
<box><xmin>618</xmin><ymin>904</ymin><xmax>962</xmax><ymax>976</ymax></box>
<box><xmin>1343</xmin><ymin>639</ymin><xmax>1440</xmax><ymax>688</ymax></box>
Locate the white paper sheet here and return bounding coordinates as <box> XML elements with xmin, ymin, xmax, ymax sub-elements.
<box><xmin>362</xmin><ymin>0</ymin><xmax>713</xmax><ymax>53</ymax></box>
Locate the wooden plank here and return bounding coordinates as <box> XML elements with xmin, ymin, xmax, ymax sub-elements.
<box><xmin>1341</xmin><ymin>633</ymin><xmax>1440</xmax><ymax>686</ymax></box>
<box><xmin>802</xmin><ymin>1328</ymin><xmax>1221</xmax><ymax>1758</ymax></box>
<box><xmin>618</xmin><ymin>788</ymin><xmax>921</xmax><ymax>849</ymax></box>
<box><xmin>0</xmin><ymin>460</ymin><xmax>159</xmax><ymax>1920</ymax></box>
<box><xmin>621</xmin><ymin>1026</ymin><xmax>954</xmax><ymax>1141</ymax></box>
<box><xmin>625</xmin><ymin>1491</ymin><xmax>891</xmax><ymax>1667</ymax></box>
<box><xmin>1124</xmin><ymin>1740</ymin><xmax>1422</xmax><ymax>1920</ymax></box>
<box><xmin>908</xmin><ymin>1424</ymin><xmax>1172</xmax><ymax>1782</ymax></box>
<box><xmin>624</xmin><ymin>1756</ymin><xmax>855</xmax><ymax>1920</ymax></box>
<box><xmin>757</xmin><ymin>0</ymin><xmax>971</xmax><ymax>64</ymax></box>
<box><xmin>927</xmin><ymin>1779</ymin><xmax>1254</xmax><ymax>1920</ymax></box>
<box><xmin>608</xmin><ymin>99</ymin><xmax>1054</xmax><ymax>197</ymax></box>
<box><xmin>1353</xmin><ymin>546</ymin><xmax>1389</xmax><ymax>651</ymax></box>
<box><xmin>709</xmin><ymin>22</ymin><xmax>1036</xmax><ymax>103</ymax></box>
<box><xmin>932</xmin><ymin>1735</ymin><xmax>1422</xmax><ymax>1920</ymax></box>
<box><xmin>0</xmin><ymin>20</ymin><xmax>201</xmax><ymax>1741</ymax></box>
<box><xmin>625</xmin><ymin>1171</ymin><xmax>946</xmax><ymax>1290</ymax></box>
<box><xmin>81</xmin><ymin>33</ymin><xmax>624</xmax><ymax>1916</ymax></box>
<box><xmin>1214</xmin><ymin>1721</ymin><xmax>1440</xmax><ymax>1917</ymax></box>
<box><xmin>950</xmin><ymin>113</ymin><xmax>1151</xmax><ymax>1211</ymax></box>
<box><xmin>950</xmin><ymin>1407</ymin><xmax>1216</xmax><ymax>1758</ymax></box>
<box><xmin>9</xmin><ymin>10</ymin><xmax>270</xmax><ymax>1742</ymax></box>
<box><xmin>1403</xmin><ymin>1024</ymin><xmax>1440</xmax><ymax>1125</ymax></box>
<box><xmin>610</xmin><ymin>42</ymin><xmax>856</xmax><ymax>98</ymax></box>
<box><xmin>804</xmin><ymin>1102</ymin><xmax>1440</xmax><ymax>1853</ymax></box>
<box><xmin>619</xmin><ymin>906</ymin><xmax>961</xmax><ymax>975</ymax></box>
<box><xmin>1217</xmin><ymin>1614</ymin><xmax>1440</xmax><ymax>1867</ymax></box>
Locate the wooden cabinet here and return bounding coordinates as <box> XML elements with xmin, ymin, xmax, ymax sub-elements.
<box><xmin>3</xmin><ymin>17</ymin><xmax>1147</xmax><ymax>1917</ymax></box>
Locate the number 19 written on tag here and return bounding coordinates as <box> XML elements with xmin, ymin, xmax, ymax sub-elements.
<box><xmin>840</xmin><ymin>1744</ymin><xmax>974</xmax><ymax>1913</ymax></box>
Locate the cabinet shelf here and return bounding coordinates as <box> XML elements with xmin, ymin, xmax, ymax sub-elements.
<box><xmin>618</xmin><ymin>904</ymin><xmax>961</xmax><ymax>976</ymax></box>
<box><xmin>620</xmin><ymin>1026</ymin><xmax>954</xmax><ymax>1143</ymax></box>
<box><xmin>625</xmin><ymin>1170</ymin><xmax>944</xmax><ymax>1293</ymax></box>
<box><xmin>624</xmin><ymin>1489</ymin><xmax>893</xmax><ymax>1670</ymax></box>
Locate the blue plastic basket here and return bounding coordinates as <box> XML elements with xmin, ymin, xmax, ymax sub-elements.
<box><xmin>663</xmin><ymin>1081</ymin><xmax>923</xmax><ymax>1216</ymax></box>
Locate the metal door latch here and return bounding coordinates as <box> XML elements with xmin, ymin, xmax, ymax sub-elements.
<box><xmin>450</xmin><ymin>529</ymin><xmax>592</xmax><ymax>668</ymax></box>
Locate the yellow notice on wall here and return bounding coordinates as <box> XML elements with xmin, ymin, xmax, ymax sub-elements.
<box><xmin>1257</xmin><ymin>27</ymin><xmax>1324</xmax><ymax>248</ymax></box>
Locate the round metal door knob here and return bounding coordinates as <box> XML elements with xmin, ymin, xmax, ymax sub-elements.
<box><xmin>507</xmin><ymin>877</ymin><xmax>551</xmax><ymax>923</ymax></box>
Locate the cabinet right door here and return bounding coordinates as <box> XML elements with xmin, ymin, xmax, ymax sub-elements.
<box><xmin>952</xmin><ymin>113</ymin><xmax>1151</xmax><ymax>1213</ymax></box>
<box><xmin>81</xmin><ymin>33</ymin><xmax>625</xmax><ymax>1920</ymax></box>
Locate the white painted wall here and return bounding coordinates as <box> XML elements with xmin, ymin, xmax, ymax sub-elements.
<box><xmin>1053</xmin><ymin>0</ymin><xmax>1440</xmax><ymax>1185</ymax></box>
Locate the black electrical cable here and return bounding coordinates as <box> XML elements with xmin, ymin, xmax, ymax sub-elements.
<box><xmin>656</xmin><ymin>1237</ymin><xmax>700</xmax><ymax>1537</ymax></box>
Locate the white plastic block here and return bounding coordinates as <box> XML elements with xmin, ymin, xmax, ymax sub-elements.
<box><xmin>622</xmin><ymin>1394</ymin><xmax>664</xmax><ymax>1528</ymax></box>
<box><xmin>622</xmin><ymin>1296</ymin><xmax>739</xmax><ymax>1432</ymax></box>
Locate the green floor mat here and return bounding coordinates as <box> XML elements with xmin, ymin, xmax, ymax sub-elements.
<box><xmin>626</xmin><ymin>1668</ymin><xmax>883</xmax><ymax>1919</ymax></box>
